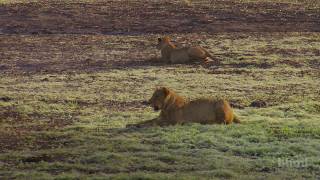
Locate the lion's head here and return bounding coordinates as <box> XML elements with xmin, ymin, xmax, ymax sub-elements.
<box><xmin>148</xmin><ymin>87</ymin><xmax>170</xmax><ymax>111</ymax></box>
<box><xmin>147</xmin><ymin>87</ymin><xmax>185</xmax><ymax>111</ymax></box>
<box><xmin>156</xmin><ymin>36</ymin><xmax>175</xmax><ymax>50</ymax></box>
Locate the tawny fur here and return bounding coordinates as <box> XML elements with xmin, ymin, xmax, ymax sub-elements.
<box><xmin>156</xmin><ymin>36</ymin><xmax>214</xmax><ymax>64</ymax></box>
<box><xmin>127</xmin><ymin>87</ymin><xmax>240</xmax><ymax>128</ymax></box>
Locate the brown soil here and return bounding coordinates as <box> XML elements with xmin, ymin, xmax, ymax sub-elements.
<box><xmin>0</xmin><ymin>1</ymin><xmax>319</xmax><ymax>35</ymax></box>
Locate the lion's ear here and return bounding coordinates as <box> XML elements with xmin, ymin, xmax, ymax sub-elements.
<box><xmin>158</xmin><ymin>38</ymin><xmax>162</xmax><ymax>42</ymax></box>
<box><xmin>162</xmin><ymin>87</ymin><xmax>170</xmax><ymax>96</ymax></box>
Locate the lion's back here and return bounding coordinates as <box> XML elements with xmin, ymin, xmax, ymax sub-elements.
<box><xmin>181</xmin><ymin>99</ymin><xmax>234</xmax><ymax>124</ymax></box>
<box><xmin>187</xmin><ymin>46</ymin><xmax>207</xmax><ymax>59</ymax></box>
<box><xmin>170</xmin><ymin>47</ymin><xmax>207</xmax><ymax>63</ymax></box>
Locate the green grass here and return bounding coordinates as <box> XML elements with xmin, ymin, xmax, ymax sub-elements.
<box><xmin>1</xmin><ymin>32</ymin><xmax>320</xmax><ymax>179</ymax></box>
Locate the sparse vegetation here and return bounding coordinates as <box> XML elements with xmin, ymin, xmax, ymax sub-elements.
<box><xmin>0</xmin><ymin>0</ymin><xmax>319</xmax><ymax>179</ymax></box>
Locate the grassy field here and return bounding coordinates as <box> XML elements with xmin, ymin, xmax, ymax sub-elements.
<box><xmin>0</xmin><ymin>0</ymin><xmax>320</xmax><ymax>179</ymax></box>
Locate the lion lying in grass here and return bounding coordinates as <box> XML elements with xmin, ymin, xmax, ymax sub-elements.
<box><xmin>157</xmin><ymin>36</ymin><xmax>215</xmax><ymax>64</ymax></box>
<box><xmin>127</xmin><ymin>87</ymin><xmax>240</xmax><ymax>128</ymax></box>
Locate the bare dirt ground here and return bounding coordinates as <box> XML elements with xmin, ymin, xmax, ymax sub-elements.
<box><xmin>0</xmin><ymin>0</ymin><xmax>319</xmax><ymax>35</ymax></box>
